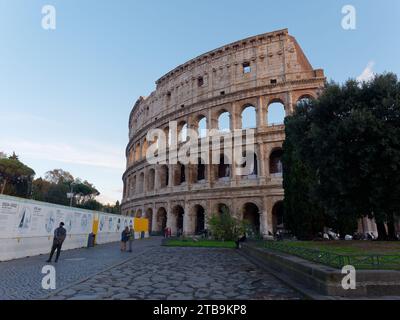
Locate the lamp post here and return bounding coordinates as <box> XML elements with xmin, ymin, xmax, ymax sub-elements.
<box><xmin>67</xmin><ymin>182</ymin><xmax>76</xmax><ymax>207</ymax></box>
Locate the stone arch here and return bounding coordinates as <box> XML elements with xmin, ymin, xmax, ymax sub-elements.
<box><xmin>135</xmin><ymin>209</ymin><xmax>143</xmax><ymax>218</ymax></box>
<box><xmin>172</xmin><ymin>205</ymin><xmax>185</xmax><ymax>236</ymax></box>
<box><xmin>130</xmin><ymin>175</ymin><xmax>136</xmax><ymax>196</ymax></box>
<box><xmin>272</xmin><ymin>201</ymin><xmax>284</xmax><ymax>234</ymax></box>
<box><xmin>242</xmin><ymin>202</ymin><xmax>261</xmax><ymax>235</ymax></box>
<box><xmin>138</xmin><ymin>172</ymin><xmax>145</xmax><ymax>193</ymax></box>
<box><xmin>128</xmin><ymin>148</ymin><xmax>134</xmax><ymax>165</ymax></box>
<box><xmin>296</xmin><ymin>94</ymin><xmax>315</xmax><ymax>108</ymax></box>
<box><xmin>135</xmin><ymin>142</ymin><xmax>141</xmax><ymax>161</ymax></box>
<box><xmin>217</xmin><ymin>153</ymin><xmax>231</xmax><ymax>179</ymax></box>
<box><xmin>217</xmin><ymin>109</ymin><xmax>231</xmax><ymax>132</ymax></box>
<box><xmin>145</xmin><ymin>208</ymin><xmax>153</xmax><ymax>232</ymax></box>
<box><xmin>196</xmin><ymin>115</ymin><xmax>207</xmax><ymax>138</ymax></box>
<box><xmin>174</xmin><ymin>162</ymin><xmax>186</xmax><ymax>186</ymax></box>
<box><xmin>142</xmin><ymin>139</ymin><xmax>148</xmax><ymax>159</ymax></box>
<box><xmin>147</xmin><ymin>168</ymin><xmax>155</xmax><ymax>191</ymax></box>
<box><xmin>192</xmin><ymin>204</ymin><xmax>205</xmax><ymax>234</ymax></box>
<box><xmin>214</xmin><ymin>203</ymin><xmax>230</xmax><ymax>216</ymax></box>
<box><xmin>196</xmin><ymin>157</ymin><xmax>206</xmax><ymax>182</ymax></box>
<box><xmin>269</xmin><ymin>148</ymin><xmax>283</xmax><ymax>175</ymax></box>
<box><xmin>267</xmin><ymin>99</ymin><xmax>286</xmax><ymax>125</ymax></box>
<box><xmin>240</xmin><ymin>150</ymin><xmax>258</xmax><ymax>176</ymax></box>
<box><xmin>178</xmin><ymin>121</ymin><xmax>188</xmax><ymax>142</ymax></box>
<box><xmin>156</xmin><ymin>207</ymin><xmax>167</xmax><ymax>232</ymax></box>
<box><xmin>241</xmin><ymin>105</ymin><xmax>257</xmax><ymax>129</ymax></box>
<box><xmin>158</xmin><ymin>165</ymin><xmax>169</xmax><ymax>188</ymax></box>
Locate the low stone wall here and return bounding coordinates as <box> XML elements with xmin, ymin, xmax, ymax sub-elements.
<box><xmin>241</xmin><ymin>243</ymin><xmax>400</xmax><ymax>298</ymax></box>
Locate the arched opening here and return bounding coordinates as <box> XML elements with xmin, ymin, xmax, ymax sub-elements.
<box><xmin>147</xmin><ymin>169</ymin><xmax>155</xmax><ymax>191</ymax></box>
<box><xmin>145</xmin><ymin>208</ymin><xmax>153</xmax><ymax>232</ymax></box>
<box><xmin>296</xmin><ymin>95</ymin><xmax>314</xmax><ymax>108</ymax></box>
<box><xmin>241</xmin><ymin>105</ymin><xmax>257</xmax><ymax>129</ymax></box>
<box><xmin>218</xmin><ymin>111</ymin><xmax>231</xmax><ymax>132</ymax></box>
<box><xmin>242</xmin><ymin>203</ymin><xmax>260</xmax><ymax>235</ymax></box>
<box><xmin>218</xmin><ymin>154</ymin><xmax>231</xmax><ymax>179</ymax></box>
<box><xmin>272</xmin><ymin>201</ymin><xmax>284</xmax><ymax>235</ymax></box>
<box><xmin>197</xmin><ymin>157</ymin><xmax>206</xmax><ymax>182</ymax></box>
<box><xmin>141</xmin><ymin>139</ymin><xmax>148</xmax><ymax>159</ymax></box>
<box><xmin>269</xmin><ymin>149</ymin><xmax>283</xmax><ymax>175</ymax></box>
<box><xmin>178</xmin><ymin>122</ymin><xmax>188</xmax><ymax>143</ymax></box>
<box><xmin>194</xmin><ymin>205</ymin><xmax>205</xmax><ymax>234</ymax></box>
<box><xmin>130</xmin><ymin>175</ymin><xmax>136</xmax><ymax>196</ymax></box>
<box><xmin>129</xmin><ymin>148</ymin><xmax>134</xmax><ymax>165</ymax></box>
<box><xmin>172</xmin><ymin>205</ymin><xmax>184</xmax><ymax>236</ymax></box>
<box><xmin>135</xmin><ymin>209</ymin><xmax>143</xmax><ymax>218</ymax></box>
<box><xmin>159</xmin><ymin>165</ymin><xmax>169</xmax><ymax>188</ymax></box>
<box><xmin>174</xmin><ymin>162</ymin><xmax>186</xmax><ymax>185</ymax></box>
<box><xmin>138</xmin><ymin>172</ymin><xmax>144</xmax><ymax>193</ymax></box>
<box><xmin>197</xmin><ymin>116</ymin><xmax>207</xmax><ymax>138</ymax></box>
<box><xmin>216</xmin><ymin>203</ymin><xmax>230</xmax><ymax>215</ymax></box>
<box><xmin>267</xmin><ymin>102</ymin><xmax>286</xmax><ymax>125</ymax></box>
<box><xmin>135</xmin><ymin>143</ymin><xmax>140</xmax><ymax>161</ymax></box>
<box><xmin>156</xmin><ymin>207</ymin><xmax>167</xmax><ymax>232</ymax></box>
<box><xmin>241</xmin><ymin>151</ymin><xmax>258</xmax><ymax>176</ymax></box>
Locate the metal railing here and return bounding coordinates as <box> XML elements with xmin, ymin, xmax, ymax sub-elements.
<box><xmin>259</xmin><ymin>241</ymin><xmax>400</xmax><ymax>270</ymax></box>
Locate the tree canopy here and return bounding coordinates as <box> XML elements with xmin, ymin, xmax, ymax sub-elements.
<box><xmin>0</xmin><ymin>153</ymin><xmax>35</xmax><ymax>198</ymax></box>
<box><xmin>283</xmin><ymin>73</ymin><xmax>400</xmax><ymax>240</ymax></box>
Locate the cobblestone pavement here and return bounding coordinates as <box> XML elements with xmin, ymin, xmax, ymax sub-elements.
<box><xmin>49</xmin><ymin>242</ymin><xmax>303</xmax><ymax>300</ymax></box>
<box><xmin>0</xmin><ymin>238</ymin><xmax>159</xmax><ymax>300</ymax></box>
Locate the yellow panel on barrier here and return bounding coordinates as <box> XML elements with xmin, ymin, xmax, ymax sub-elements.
<box><xmin>134</xmin><ymin>218</ymin><xmax>149</xmax><ymax>232</ymax></box>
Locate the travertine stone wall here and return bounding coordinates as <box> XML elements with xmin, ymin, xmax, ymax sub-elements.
<box><xmin>121</xmin><ymin>29</ymin><xmax>325</xmax><ymax>237</ymax></box>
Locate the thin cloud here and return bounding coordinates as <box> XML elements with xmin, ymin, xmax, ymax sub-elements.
<box><xmin>0</xmin><ymin>138</ymin><xmax>125</xmax><ymax>170</ymax></box>
<box><xmin>357</xmin><ymin>61</ymin><xmax>375</xmax><ymax>83</ymax></box>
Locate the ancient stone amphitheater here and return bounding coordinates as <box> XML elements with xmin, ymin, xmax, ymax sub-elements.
<box><xmin>121</xmin><ymin>29</ymin><xmax>325</xmax><ymax>237</ymax></box>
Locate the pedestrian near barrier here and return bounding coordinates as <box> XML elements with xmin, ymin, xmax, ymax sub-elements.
<box><xmin>120</xmin><ymin>226</ymin><xmax>129</xmax><ymax>252</ymax></box>
<box><xmin>46</xmin><ymin>222</ymin><xmax>67</xmax><ymax>263</ymax></box>
<box><xmin>128</xmin><ymin>226</ymin><xmax>134</xmax><ymax>252</ymax></box>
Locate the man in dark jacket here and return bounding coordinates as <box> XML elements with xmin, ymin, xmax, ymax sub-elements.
<box><xmin>46</xmin><ymin>222</ymin><xmax>67</xmax><ymax>263</ymax></box>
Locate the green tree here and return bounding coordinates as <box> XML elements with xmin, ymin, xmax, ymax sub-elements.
<box><xmin>0</xmin><ymin>154</ymin><xmax>35</xmax><ymax>198</ymax></box>
<box><xmin>207</xmin><ymin>208</ymin><xmax>248</xmax><ymax>241</ymax></box>
<box><xmin>32</xmin><ymin>169</ymin><xmax>102</xmax><ymax>209</ymax></box>
<box><xmin>282</xmin><ymin>103</ymin><xmax>326</xmax><ymax>239</ymax></box>
<box><xmin>283</xmin><ymin>73</ymin><xmax>400</xmax><ymax>240</ymax></box>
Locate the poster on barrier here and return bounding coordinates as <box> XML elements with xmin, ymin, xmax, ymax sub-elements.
<box><xmin>96</xmin><ymin>213</ymin><xmax>133</xmax><ymax>234</ymax></box>
<box><xmin>0</xmin><ymin>198</ymin><xmax>20</xmax><ymax>238</ymax></box>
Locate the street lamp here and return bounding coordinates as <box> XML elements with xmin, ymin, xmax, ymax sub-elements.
<box><xmin>66</xmin><ymin>182</ymin><xmax>76</xmax><ymax>207</ymax></box>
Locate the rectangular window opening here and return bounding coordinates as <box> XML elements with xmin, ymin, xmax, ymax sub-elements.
<box><xmin>243</xmin><ymin>62</ymin><xmax>251</xmax><ymax>74</ymax></box>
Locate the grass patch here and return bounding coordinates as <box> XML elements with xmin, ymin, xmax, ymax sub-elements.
<box><xmin>165</xmin><ymin>238</ymin><xmax>236</xmax><ymax>249</ymax></box>
<box><xmin>258</xmin><ymin>241</ymin><xmax>400</xmax><ymax>270</ymax></box>
<box><xmin>279</xmin><ymin>241</ymin><xmax>400</xmax><ymax>255</ymax></box>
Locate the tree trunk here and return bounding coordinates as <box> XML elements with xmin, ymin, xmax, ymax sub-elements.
<box><xmin>376</xmin><ymin>221</ymin><xmax>388</xmax><ymax>241</ymax></box>
<box><xmin>387</xmin><ymin>213</ymin><xmax>397</xmax><ymax>241</ymax></box>
<box><xmin>1</xmin><ymin>179</ymin><xmax>6</xmax><ymax>194</ymax></box>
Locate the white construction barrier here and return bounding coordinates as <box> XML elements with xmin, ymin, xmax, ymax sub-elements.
<box><xmin>0</xmin><ymin>195</ymin><xmax>148</xmax><ymax>261</ymax></box>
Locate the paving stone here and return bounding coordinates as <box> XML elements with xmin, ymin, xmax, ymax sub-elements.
<box><xmin>3</xmin><ymin>237</ymin><xmax>304</xmax><ymax>300</ymax></box>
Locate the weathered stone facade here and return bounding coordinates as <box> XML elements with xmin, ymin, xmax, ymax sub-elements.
<box><xmin>121</xmin><ymin>29</ymin><xmax>325</xmax><ymax>237</ymax></box>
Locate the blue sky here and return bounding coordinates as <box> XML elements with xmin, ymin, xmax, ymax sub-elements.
<box><xmin>0</xmin><ymin>0</ymin><xmax>399</xmax><ymax>204</ymax></box>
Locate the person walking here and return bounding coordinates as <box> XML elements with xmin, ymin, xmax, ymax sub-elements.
<box><xmin>128</xmin><ymin>226</ymin><xmax>135</xmax><ymax>253</ymax></box>
<box><xmin>120</xmin><ymin>226</ymin><xmax>129</xmax><ymax>252</ymax></box>
<box><xmin>46</xmin><ymin>222</ymin><xmax>67</xmax><ymax>263</ymax></box>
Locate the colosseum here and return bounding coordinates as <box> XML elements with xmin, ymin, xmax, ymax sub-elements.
<box><xmin>121</xmin><ymin>28</ymin><xmax>325</xmax><ymax>237</ymax></box>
